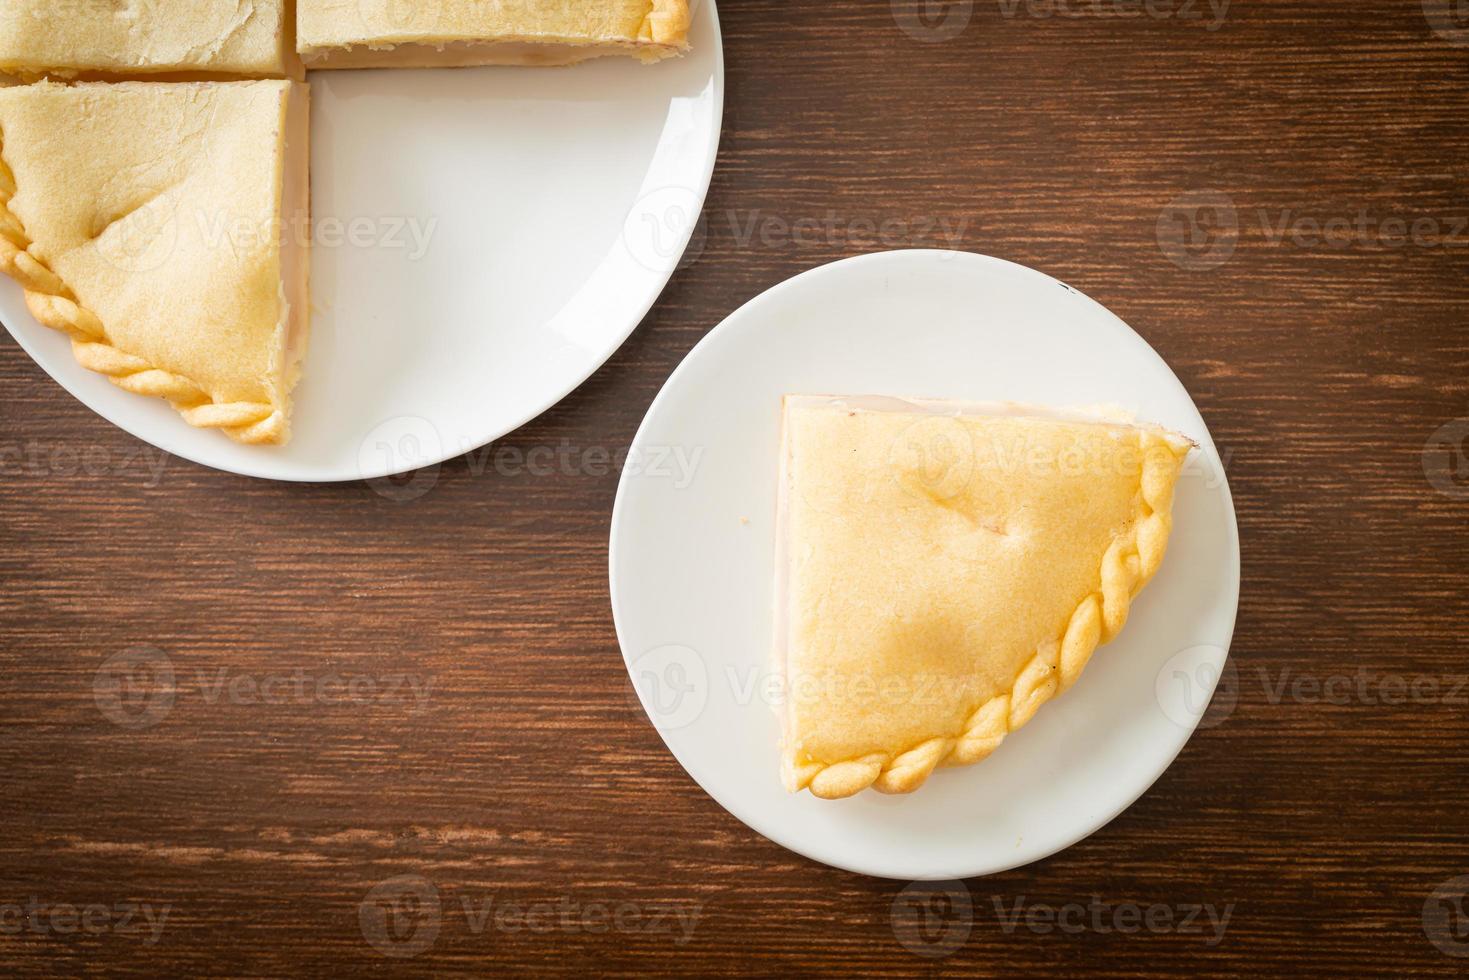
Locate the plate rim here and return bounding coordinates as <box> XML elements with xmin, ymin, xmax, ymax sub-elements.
<box><xmin>608</xmin><ymin>247</ymin><xmax>1242</xmax><ymax>880</ymax></box>
<box><xmin>0</xmin><ymin>2</ymin><xmax>725</xmax><ymax>484</ymax></box>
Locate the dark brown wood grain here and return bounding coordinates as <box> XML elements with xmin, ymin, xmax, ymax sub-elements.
<box><xmin>2</xmin><ymin>0</ymin><xmax>1468</xmax><ymax>975</ymax></box>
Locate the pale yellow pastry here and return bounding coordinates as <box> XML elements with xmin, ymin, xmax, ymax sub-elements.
<box><xmin>0</xmin><ymin>1</ymin><xmax>298</xmax><ymax>80</ymax></box>
<box><xmin>297</xmin><ymin>0</ymin><xmax>691</xmax><ymax>69</ymax></box>
<box><xmin>0</xmin><ymin>80</ymin><xmax>311</xmax><ymax>445</ymax></box>
<box><xmin>776</xmin><ymin>396</ymin><xmax>1193</xmax><ymax>799</ymax></box>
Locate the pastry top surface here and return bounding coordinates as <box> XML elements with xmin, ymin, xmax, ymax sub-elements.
<box><xmin>298</xmin><ymin>0</ymin><xmax>690</xmax><ymax>53</ymax></box>
<box><xmin>0</xmin><ymin>1</ymin><xmax>291</xmax><ymax>78</ymax></box>
<box><xmin>778</xmin><ymin>396</ymin><xmax>1191</xmax><ymax>792</ymax></box>
<box><xmin>0</xmin><ymin>80</ymin><xmax>298</xmax><ymax>411</ymax></box>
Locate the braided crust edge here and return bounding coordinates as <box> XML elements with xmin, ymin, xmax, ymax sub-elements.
<box><xmin>0</xmin><ymin>145</ymin><xmax>285</xmax><ymax>445</ymax></box>
<box><xmin>783</xmin><ymin>433</ymin><xmax>1189</xmax><ymax>800</ymax></box>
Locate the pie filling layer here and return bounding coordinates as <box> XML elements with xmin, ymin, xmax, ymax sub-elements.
<box><xmin>279</xmin><ymin>82</ymin><xmax>311</xmax><ymax>405</ymax></box>
<box><xmin>300</xmin><ymin>37</ymin><xmax>686</xmax><ymax>70</ymax></box>
<box><xmin>296</xmin><ymin>0</ymin><xmax>691</xmax><ymax>69</ymax></box>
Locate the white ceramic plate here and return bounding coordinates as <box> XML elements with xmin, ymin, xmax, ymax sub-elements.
<box><xmin>609</xmin><ymin>250</ymin><xmax>1240</xmax><ymax>880</ymax></box>
<box><xmin>0</xmin><ymin>2</ymin><xmax>722</xmax><ymax>482</ymax></box>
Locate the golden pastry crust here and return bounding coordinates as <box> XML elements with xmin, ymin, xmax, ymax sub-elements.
<box><xmin>0</xmin><ymin>238</ymin><xmax>286</xmax><ymax>444</ymax></box>
<box><xmin>298</xmin><ymin>0</ymin><xmax>691</xmax><ymax>69</ymax></box>
<box><xmin>777</xmin><ymin>398</ymin><xmax>1193</xmax><ymax>799</ymax></box>
<box><xmin>643</xmin><ymin>0</ymin><xmax>693</xmax><ymax>45</ymax></box>
<box><xmin>0</xmin><ymin>81</ymin><xmax>309</xmax><ymax>445</ymax></box>
<box><xmin>0</xmin><ymin>1</ymin><xmax>297</xmax><ymax>80</ymax></box>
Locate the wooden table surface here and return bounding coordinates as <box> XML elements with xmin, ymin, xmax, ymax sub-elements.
<box><xmin>3</xmin><ymin>0</ymin><xmax>1468</xmax><ymax>975</ymax></box>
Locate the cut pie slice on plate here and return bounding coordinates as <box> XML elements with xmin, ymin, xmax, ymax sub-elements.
<box><xmin>297</xmin><ymin>0</ymin><xmax>690</xmax><ymax>69</ymax></box>
<box><xmin>0</xmin><ymin>80</ymin><xmax>311</xmax><ymax>445</ymax></box>
<box><xmin>0</xmin><ymin>1</ymin><xmax>299</xmax><ymax>80</ymax></box>
<box><xmin>776</xmin><ymin>395</ymin><xmax>1194</xmax><ymax>799</ymax></box>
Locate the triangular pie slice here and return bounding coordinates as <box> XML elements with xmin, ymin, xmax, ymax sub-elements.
<box><xmin>0</xmin><ymin>80</ymin><xmax>310</xmax><ymax>445</ymax></box>
<box><xmin>298</xmin><ymin>0</ymin><xmax>690</xmax><ymax>69</ymax></box>
<box><xmin>0</xmin><ymin>1</ymin><xmax>298</xmax><ymax>80</ymax></box>
<box><xmin>776</xmin><ymin>395</ymin><xmax>1194</xmax><ymax>799</ymax></box>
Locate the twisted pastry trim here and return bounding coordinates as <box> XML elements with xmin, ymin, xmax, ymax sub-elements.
<box><xmin>0</xmin><ymin>141</ymin><xmax>283</xmax><ymax>445</ymax></box>
<box><xmin>786</xmin><ymin>434</ymin><xmax>1188</xmax><ymax>800</ymax></box>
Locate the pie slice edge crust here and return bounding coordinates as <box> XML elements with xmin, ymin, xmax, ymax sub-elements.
<box><xmin>297</xmin><ymin>0</ymin><xmax>691</xmax><ymax>69</ymax></box>
<box><xmin>777</xmin><ymin>396</ymin><xmax>1195</xmax><ymax>800</ymax></box>
<box><xmin>0</xmin><ymin>80</ymin><xmax>310</xmax><ymax>445</ymax></box>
